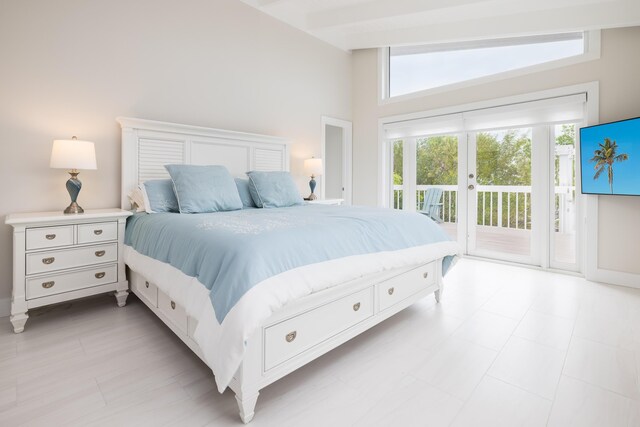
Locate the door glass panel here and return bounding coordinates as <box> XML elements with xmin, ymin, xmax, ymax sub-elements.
<box><xmin>553</xmin><ymin>124</ymin><xmax>577</xmax><ymax>265</ymax></box>
<box><xmin>392</xmin><ymin>140</ymin><xmax>404</xmax><ymax>209</ymax></box>
<box><xmin>416</xmin><ymin>135</ymin><xmax>458</xmax><ymax>239</ymax></box>
<box><xmin>475</xmin><ymin>128</ymin><xmax>532</xmax><ymax>256</ymax></box>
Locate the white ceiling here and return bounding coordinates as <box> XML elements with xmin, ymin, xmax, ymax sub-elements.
<box><xmin>240</xmin><ymin>0</ymin><xmax>640</xmax><ymax>51</ymax></box>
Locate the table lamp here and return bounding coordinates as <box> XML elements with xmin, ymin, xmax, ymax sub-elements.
<box><xmin>303</xmin><ymin>157</ymin><xmax>323</xmax><ymax>201</ymax></box>
<box><xmin>50</xmin><ymin>136</ymin><xmax>97</xmax><ymax>214</ymax></box>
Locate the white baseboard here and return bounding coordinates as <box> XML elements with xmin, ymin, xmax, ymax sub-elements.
<box><xmin>588</xmin><ymin>267</ymin><xmax>640</xmax><ymax>289</ymax></box>
<box><xmin>0</xmin><ymin>297</ymin><xmax>10</xmax><ymax>318</ymax></box>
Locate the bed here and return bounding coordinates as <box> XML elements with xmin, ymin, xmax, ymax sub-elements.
<box><xmin>117</xmin><ymin>117</ymin><xmax>460</xmax><ymax>423</ymax></box>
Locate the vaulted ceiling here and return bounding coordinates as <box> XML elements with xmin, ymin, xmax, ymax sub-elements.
<box><xmin>240</xmin><ymin>0</ymin><xmax>640</xmax><ymax>51</ymax></box>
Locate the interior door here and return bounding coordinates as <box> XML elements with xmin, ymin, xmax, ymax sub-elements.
<box><xmin>324</xmin><ymin>124</ymin><xmax>344</xmax><ymax>200</ymax></box>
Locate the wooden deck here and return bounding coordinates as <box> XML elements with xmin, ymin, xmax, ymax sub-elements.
<box><xmin>439</xmin><ymin>222</ymin><xmax>576</xmax><ymax>264</ymax></box>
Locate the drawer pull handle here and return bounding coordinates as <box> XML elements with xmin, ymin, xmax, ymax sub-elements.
<box><xmin>423</xmin><ymin>272</ymin><xmax>429</xmax><ymax>279</ymax></box>
<box><xmin>353</xmin><ymin>302</ymin><xmax>361</xmax><ymax>311</ymax></box>
<box><xmin>42</xmin><ymin>257</ymin><xmax>55</xmax><ymax>265</ymax></box>
<box><xmin>145</xmin><ymin>281</ymin><xmax>150</xmax><ymax>288</ymax></box>
<box><xmin>388</xmin><ymin>287</ymin><xmax>395</xmax><ymax>295</ymax></box>
<box><xmin>45</xmin><ymin>234</ymin><xmax>56</xmax><ymax>240</ymax></box>
<box><xmin>285</xmin><ymin>331</ymin><xmax>297</xmax><ymax>343</ymax></box>
<box><xmin>95</xmin><ymin>250</ymin><xmax>106</xmax><ymax>257</ymax></box>
<box><xmin>170</xmin><ymin>301</ymin><xmax>176</xmax><ymax>310</ymax></box>
<box><xmin>94</xmin><ymin>229</ymin><xmax>103</xmax><ymax>235</ymax></box>
<box><xmin>42</xmin><ymin>281</ymin><xmax>55</xmax><ymax>289</ymax></box>
<box><xmin>95</xmin><ymin>272</ymin><xmax>106</xmax><ymax>279</ymax></box>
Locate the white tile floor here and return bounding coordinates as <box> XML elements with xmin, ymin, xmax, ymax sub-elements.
<box><xmin>1</xmin><ymin>258</ymin><xmax>639</xmax><ymax>426</ymax></box>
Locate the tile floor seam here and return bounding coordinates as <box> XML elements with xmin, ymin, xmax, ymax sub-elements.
<box><xmin>510</xmin><ymin>330</ymin><xmax>573</xmax><ymax>352</ymax></box>
<box><xmin>484</xmin><ymin>372</ymin><xmax>556</xmax><ymax>403</ymax></box>
<box><xmin>560</xmin><ymin>371</ymin><xmax>640</xmax><ymax>402</ymax></box>
<box><xmin>545</xmin><ymin>311</ymin><xmax>578</xmax><ymax>424</ymax></box>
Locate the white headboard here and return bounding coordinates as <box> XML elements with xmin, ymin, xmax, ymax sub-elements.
<box><xmin>117</xmin><ymin>117</ymin><xmax>291</xmax><ymax>209</ymax></box>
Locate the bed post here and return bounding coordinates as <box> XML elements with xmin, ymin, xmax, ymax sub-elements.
<box><xmin>236</xmin><ymin>390</ymin><xmax>260</xmax><ymax>424</ymax></box>
<box><xmin>434</xmin><ymin>258</ymin><xmax>444</xmax><ymax>303</ymax></box>
<box><xmin>232</xmin><ymin>326</ymin><xmax>263</xmax><ymax>423</ymax></box>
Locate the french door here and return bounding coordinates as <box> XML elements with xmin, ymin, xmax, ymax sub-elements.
<box><xmin>391</xmin><ymin>123</ymin><xmax>581</xmax><ymax>271</ymax></box>
<box><xmin>465</xmin><ymin>127</ymin><xmax>539</xmax><ymax>265</ymax></box>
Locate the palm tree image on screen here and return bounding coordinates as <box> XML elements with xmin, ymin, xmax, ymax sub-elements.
<box><xmin>590</xmin><ymin>138</ymin><xmax>629</xmax><ymax>194</ymax></box>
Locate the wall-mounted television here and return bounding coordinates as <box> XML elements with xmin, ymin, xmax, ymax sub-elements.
<box><xmin>580</xmin><ymin>117</ymin><xmax>640</xmax><ymax>196</ymax></box>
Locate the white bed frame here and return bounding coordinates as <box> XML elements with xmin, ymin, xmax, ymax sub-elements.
<box><xmin>117</xmin><ymin>117</ymin><xmax>444</xmax><ymax>423</ymax></box>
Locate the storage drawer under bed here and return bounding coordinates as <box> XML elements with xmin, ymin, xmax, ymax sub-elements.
<box><xmin>377</xmin><ymin>262</ymin><xmax>436</xmax><ymax>312</ymax></box>
<box><xmin>263</xmin><ymin>287</ymin><xmax>374</xmax><ymax>371</ymax></box>
<box><xmin>134</xmin><ymin>275</ymin><xmax>159</xmax><ymax>307</ymax></box>
<box><xmin>158</xmin><ymin>291</ymin><xmax>188</xmax><ymax>335</ymax></box>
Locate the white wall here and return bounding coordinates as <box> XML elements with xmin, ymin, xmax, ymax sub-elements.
<box><xmin>0</xmin><ymin>0</ymin><xmax>352</xmax><ymax>305</ymax></box>
<box><xmin>324</xmin><ymin>124</ymin><xmax>344</xmax><ymax>199</ymax></box>
<box><xmin>352</xmin><ymin>27</ymin><xmax>640</xmax><ymax>276</ymax></box>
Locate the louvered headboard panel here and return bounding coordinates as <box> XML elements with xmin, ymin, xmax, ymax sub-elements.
<box><xmin>117</xmin><ymin>117</ymin><xmax>291</xmax><ymax>209</ymax></box>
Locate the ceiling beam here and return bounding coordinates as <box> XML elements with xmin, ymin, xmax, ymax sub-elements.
<box><xmin>340</xmin><ymin>1</ymin><xmax>640</xmax><ymax>50</ymax></box>
<box><xmin>306</xmin><ymin>0</ymin><xmax>488</xmax><ymax>30</ymax></box>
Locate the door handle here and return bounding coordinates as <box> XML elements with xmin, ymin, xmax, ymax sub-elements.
<box><xmin>469</xmin><ymin>173</ymin><xmax>475</xmax><ymax>179</ymax></box>
<box><xmin>468</xmin><ymin>185</ymin><xmax>475</xmax><ymax>190</ymax></box>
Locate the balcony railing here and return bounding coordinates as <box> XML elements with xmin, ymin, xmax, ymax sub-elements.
<box><xmin>394</xmin><ymin>184</ymin><xmax>575</xmax><ymax>232</ymax></box>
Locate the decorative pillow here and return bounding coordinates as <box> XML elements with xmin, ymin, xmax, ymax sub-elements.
<box><xmin>246</xmin><ymin>171</ymin><xmax>304</xmax><ymax>208</ymax></box>
<box><xmin>235</xmin><ymin>178</ymin><xmax>257</xmax><ymax>208</ymax></box>
<box><xmin>127</xmin><ymin>187</ymin><xmax>146</xmax><ymax>212</ymax></box>
<box><xmin>140</xmin><ymin>179</ymin><xmax>179</xmax><ymax>213</ymax></box>
<box><xmin>165</xmin><ymin>164</ymin><xmax>243</xmax><ymax>213</ymax></box>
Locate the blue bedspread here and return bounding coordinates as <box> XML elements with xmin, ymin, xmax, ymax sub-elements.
<box><xmin>125</xmin><ymin>204</ymin><xmax>455</xmax><ymax>323</ymax></box>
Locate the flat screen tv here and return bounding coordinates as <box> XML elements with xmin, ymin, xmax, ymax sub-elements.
<box><xmin>580</xmin><ymin>117</ymin><xmax>640</xmax><ymax>196</ymax></box>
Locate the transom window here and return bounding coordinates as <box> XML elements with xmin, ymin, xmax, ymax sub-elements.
<box><xmin>387</xmin><ymin>32</ymin><xmax>588</xmax><ymax>98</ymax></box>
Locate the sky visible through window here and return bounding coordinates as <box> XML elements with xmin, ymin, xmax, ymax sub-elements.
<box><xmin>389</xmin><ymin>37</ymin><xmax>584</xmax><ymax>97</ymax></box>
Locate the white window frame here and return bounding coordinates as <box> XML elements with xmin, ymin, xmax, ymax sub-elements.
<box><xmin>379</xmin><ymin>31</ymin><xmax>600</xmax><ymax>104</ymax></box>
<box><xmin>377</xmin><ymin>82</ymin><xmax>600</xmax><ymax>276</ymax></box>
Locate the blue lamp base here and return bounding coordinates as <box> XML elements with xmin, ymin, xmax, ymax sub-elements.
<box><xmin>307</xmin><ymin>176</ymin><xmax>317</xmax><ymax>200</ymax></box>
<box><xmin>64</xmin><ymin>171</ymin><xmax>84</xmax><ymax>214</ymax></box>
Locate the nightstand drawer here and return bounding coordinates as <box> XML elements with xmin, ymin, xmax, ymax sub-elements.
<box><xmin>77</xmin><ymin>221</ymin><xmax>118</xmax><ymax>244</ymax></box>
<box><xmin>26</xmin><ymin>264</ymin><xmax>118</xmax><ymax>299</ymax></box>
<box><xmin>26</xmin><ymin>243</ymin><xmax>118</xmax><ymax>275</ymax></box>
<box><xmin>26</xmin><ymin>225</ymin><xmax>74</xmax><ymax>250</ymax></box>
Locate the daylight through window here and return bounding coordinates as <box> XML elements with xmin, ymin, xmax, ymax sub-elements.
<box><xmin>388</xmin><ymin>33</ymin><xmax>585</xmax><ymax>98</ymax></box>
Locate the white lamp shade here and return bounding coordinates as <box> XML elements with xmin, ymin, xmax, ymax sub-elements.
<box><xmin>50</xmin><ymin>139</ymin><xmax>97</xmax><ymax>170</ymax></box>
<box><xmin>304</xmin><ymin>158</ymin><xmax>323</xmax><ymax>176</ymax></box>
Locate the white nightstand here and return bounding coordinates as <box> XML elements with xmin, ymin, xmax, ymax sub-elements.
<box><xmin>306</xmin><ymin>198</ymin><xmax>344</xmax><ymax>206</ymax></box>
<box><xmin>5</xmin><ymin>209</ymin><xmax>132</xmax><ymax>333</ymax></box>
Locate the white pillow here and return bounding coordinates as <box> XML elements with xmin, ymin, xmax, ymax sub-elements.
<box><xmin>128</xmin><ymin>187</ymin><xmax>146</xmax><ymax>213</ymax></box>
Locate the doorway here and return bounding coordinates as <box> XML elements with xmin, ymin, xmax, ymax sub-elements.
<box><xmin>322</xmin><ymin>117</ymin><xmax>353</xmax><ymax>204</ymax></box>
<box><xmin>387</xmin><ymin>124</ymin><xmax>581</xmax><ymax>271</ymax></box>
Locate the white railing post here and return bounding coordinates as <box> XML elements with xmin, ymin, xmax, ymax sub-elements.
<box><xmin>497</xmin><ymin>192</ymin><xmax>503</xmax><ymax>227</ymax></box>
<box><xmin>398</xmin><ymin>184</ymin><xmax>568</xmax><ymax>234</ymax></box>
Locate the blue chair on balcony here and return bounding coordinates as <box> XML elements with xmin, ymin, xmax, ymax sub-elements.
<box><xmin>419</xmin><ymin>188</ymin><xmax>444</xmax><ymax>223</ymax></box>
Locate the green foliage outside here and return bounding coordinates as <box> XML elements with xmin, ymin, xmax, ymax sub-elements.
<box><xmin>392</xmin><ymin>125</ymin><xmax>577</xmax><ymax>228</ymax></box>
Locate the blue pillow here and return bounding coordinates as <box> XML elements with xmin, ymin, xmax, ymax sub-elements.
<box><xmin>140</xmin><ymin>179</ymin><xmax>179</xmax><ymax>213</ymax></box>
<box><xmin>165</xmin><ymin>165</ymin><xmax>243</xmax><ymax>213</ymax></box>
<box><xmin>235</xmin><ymin>178</ymin><xmax>257</xmax><ymax>208</ymax></box>
<box><xmin>246</xmin><ymin>171</ymin><xmax>303</xmax><ymax>208</ymax></box>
